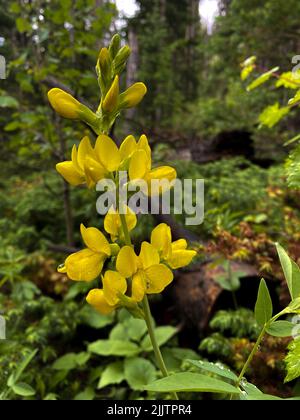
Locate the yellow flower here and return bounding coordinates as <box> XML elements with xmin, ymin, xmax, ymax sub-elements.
<box><xmin>128</xmin><ymin>135</ymin><xmax>177</xmax><ymax>195</ymax></box>
<box><xmin>116</xmin><ymin>242</ymin><xmax>174</xmax><ymax>302</ymax></box>
<box><xmin>48</xmin><ymin>88</ymin><xmax>82</xmax><ymax>119</ymax></box>
<box><xmin>48</xmin><ymin>88</ymin><xmax>98</xmax><ymax>131</ymax></box>
<box><xmin>119</xmin><ymin>82</ymin><xmax>147</xmax><ymax>109</ymax></box>
<box><xmin>104</xmin><ymin>206</ymin><xmax>137</xmax><ymax>242</ymax></box>
<box><xmin>151</xmin><ymin>223</ymin><xmax>197</xmax><ymax>269</ymax></box>
<box><xmin>86</xmin><ymin>271</ymin><xmax>127</xmax><ymax>315</ymax></box>
<box><xmin>56</xmin><ymin>136</ymin><xmax>99</xmax><ymax>187</ymax></box>
<box><xmin>86</xmin><ymin>289</ymin><xmax>116</xmax><ymax>315</ymax></box>
<box><xmin>58</xmin><ymin>224</ymin><xmax>111</xmax><ymax>282</ymax></box>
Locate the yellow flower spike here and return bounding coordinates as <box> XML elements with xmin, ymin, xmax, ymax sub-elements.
<box><xmin>102</xmin><ymin>271</ymin><xmax>127</xmax><ymax>306</ymax></box>
<box><xmin>119</xmin><ymin>135</ymin><xmax>137</xmax><ymax>161</ymax></box>
<box><xmin>150</xmin><ymin>223</ymin><xmax>197</xmax><ymax>269</ymax></box>
<box><xmin>48</xmin><ymin>88</ymin><xmax>81</xmax><ymax>119</ymax></box>
<box><xmin>104</xmin><ymin>206</ymin><xmax>137</xmax><ymax>242</ymax></box>
<box><xmin>115</xmin><ymin>242</ymin><xmax>174</xmax><ymax>300</ymax></box>
<box><xmin>95</xmin><ymin>134</ymin><xmax>121</xmax><ymax>172</ymax></box>
<box><xmin>86</xmin><ymin>289</ymin><xmax>116</xmax><ymax>315</ymax></box>
<box><xmin>58</xmin><ymin>224</ymin><xmax>111</xmax><ymax>282</ymax></box>
<box><xmin>102</xmin><ymin>75</ymin><xmax>120</xmax><ymax>113</ymax></box>
<box><xmin>119</xmin><ymin>82</ymin><xmax>147</xmax><ymax>109</ymax></box>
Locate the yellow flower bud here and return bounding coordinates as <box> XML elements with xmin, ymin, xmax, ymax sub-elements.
<box><xmin>114</xmin><ymin>45</ymin><xmax>131</xmax><ymax>74</ymax></box>
<box><xmin>119</xmin><ymin>83</ymin><xmax>147</xmax><ymax>109</ymax></box>
<box><xmin>48</xmin><ymin>88</ymin><xmax>81</xmax><ymax>119</ymax></box>
<box><xmin>98</xmin><ymin>47</ymin><xmax>111</xmax><ymax>83</ymax></box>
<box><xmin>102</xmin><ymin>75</ymin><xmax>119</xmax><ymax>113</ymax></box>
<box><xmin>109</xmin><ymin>34</ymin><xmax>121</xmax><ymax>60</ymax></box>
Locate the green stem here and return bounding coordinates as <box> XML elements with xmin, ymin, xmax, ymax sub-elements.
<box><xmin>119</xmin><ymin>209</ymin><xmax>179</xmax><ymax>400</ymax></box>
<box><xmin>119</xmin><ymin>212</ymin><xmax>132</xmax><ymax>246</ymax></box>
<box><xmin>237</xmin><ymin>324</ymin><xmax>267</xmax><ymax>386</ymax></box>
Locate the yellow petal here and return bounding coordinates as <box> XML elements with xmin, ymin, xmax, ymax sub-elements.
<box><xmin>147</xmin><ymin>166</ymin><xmax>177</xmax><ymax>195</ymax></box>
<box><xmin>151</xmin><ymin>224</ymin><xmax>172</xmax><ymax>260</ymax></box>
<box><xmin>132</xmin><ymin>272</ymin><xmax>146</xmax><ymax>302</ymax></box>
<box><xmin>120</xmin><ymin>135</ymin><xmax>137</xmax><ymax>161</ymax></box>
<box><xmin>171</xmin><ymin>239</ymin><xmax>188</xmax><ymax>251</ymax></box>
<box><xmin>65</xmin><ymin>249</ymin><xmax>105</xmax><ymax>281</ymax></box>
<box><xmin>119</xmin><ymin>82</ymin><xmax>147</xmax><ymax>108</ymax></box>
<box><xmin>144</xmin><ymin>264</ymin><xmax>174</xmax><ymax>294</ymax></box>
<box><xmin>102</xmin><ymin>75</ymin><xmax>120</xmax><ymax>113</ymax></box>
<box><xmin>148</xmin><ymin>166</ymin><xmax>177</xmax><ymax>182</ymax></box>
<box><xmin>80</xmin><ymin>224</ymin><xmax>111</xmax><ymax>255</ymax></box>
<box><xmin>125</xmin><ymin>206</ymin><xmax>137</xmax><ymax>232</ymax></box>
<box><xmin>84</xmin><ymin>156</ymin><xmax>107</xmax><ymax>186</ymax></box>
<box><xmin>48</xmin><ymin>88</ymin><xmax>81</xmax><ymax>119</ymax></box>
<box><xmin>102</xmin><ymin>270</ymin><xmax>127</xmax><ymax>306</ymax></box>
<box><xmin>95</xmin><ymin>135</ymin><xmax>121</xmax><ymax>172</ymax></box>
<box><xmin>71</xmin><ymin>145</ymin><xmax>82</xmax><ymax>174</ymax></box>
<box><xmin>56</xmin><ymin>161</ymin><xmax>85</xmax><ymax>186</ymax></box>
<box><xmin>129</xmin><ymin>150</ymin><xmax>150</xmax><ymax>180</ymax></box>
<box><xmin>86</xmin><ymin>289</ymin><xmax>116</xmax><ymax>315</ymax></box>
<box><xmin>116</xmin><ymin>246</ymin><xmax>138</xmax><ymax>278</ymax></box>
<box><xmin>168</xmin><ymin>250</ymin><xmax>197</xmax><ymax>269</ymax></box>
<box><xmin>77</xmin><ymin>136</ymin><xmax>94</xmax><ymax>171</ymax></box>
<box><xmin>139</xmin><ymin>242</ymin><xmax>160</xmax><ymax>269</ymax></box>
<box><xmin>137</xmin><ymin>135</ymin><xmax>151</xmax><ymax>161</ymax></box>
<box><xmin>104</xmin><ymin>207</ymin><xmax>120</xmax><ymax>238</ymax></box>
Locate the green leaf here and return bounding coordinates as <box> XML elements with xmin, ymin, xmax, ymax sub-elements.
<box><xmin>259</xmin><ymin>103</ymin><xmax>290</xmax><ymax>128</ymax></box>
<box><xmin>247</xmin><ymin>67</ymin><xmax>279</xmax><ymax>91</ymax></box>
<box><xmin>124</xmin><ymin>317</ymin><xmax>148</xmax><ymax>342</ymax></box>
<box><xmin>288</xmin><ymin>298</ymin><xmax>300</xmax><ymax>312</ymax></box>
<box><xmin>276</xmin><ymin>71</ymin><xmax>300</xmax><ymax>89</ymax></box>
<box><xmin>141</xmin><ymin>326</ymin><xmax>177</xmax><ymax>352</ymax></box>
<box><xmin>267</xmin><ymin>321</ymin><xmax>295</xmax><ymax>337</ymax></box>
<box><xmin>52</xmin><ymin>352</ymin><xmax>90</xmax><ymax>371</ymax></box>
<box><xmin>144</xmin><ymin>372</ymin><xmax>240</xmax><ymax>394</ymax></box>
<box><xmin>16</xmin><ymin>17</ymin><xmax>31</xmax><ymax>33</ymax></box>
<box><xmin>186</xmin><ymin>359</ymin><xmax>238</xmax><ymax>381</ymax></box>
<box><xmin>276</xmin><ymin>243</ymin><xmax>300</xmax><ymax>300</ymax></box>
<box><xmin>98</xmin><ymin>361</ymin><xmax>125</xmax><ymax>389</ymax></box>
<box><xmin>8</xmin><ymin>349</ymin><xmax>38</xmax><ymax>387</ymax></box>
<box><xmin>124</xmin><ymin>358</ymin><xmax>157</xmax><ymax>391</ymax></box>
<box><xmin>246</xmin><ymin>393</ymin><xmax>283</xmax><ymax>401</ymax></box>
<box><xmin>0</xmin><ymin>96</ymin><xmax>19</xmax><ymax>108</ymax></box>
<box><xmin>288</xmin><ymin>89</ymin><xmax>300</xmax><ymax>106</ymax></box>
<box><xmin>285</xmin><ymin>337</ymin><xmax>300</xmax><ymax>383</ymax></box>
<box><xmin>255</xmin><ymin>279</ymin><xmax>273</xmax><ymax>326</ymax></box>
<box><xmin>88</xmin><ymin>340</ymin><xmax>140</xmax><ymax>357</ymax></box>
<box><xmin>74</xmin><ymin>387</ymin><xmax>95</xmax><ymax>400</ymax></box>
<box><xmin>79</xmin><ymin>305</ymin><xmax>114</xmax><ymax>329</ymax></box>
<box><xmin>44</xmin><ymin>393</ymin><xmax>58</xmax><ymax>400</ymax></box>
<box><xmin>214</xmin><ymin>272</ymin><xmax>242</xmax><ymax>292</ymax></box>
<box><xmin>11</xmin><ymin>382</ymin><xmax>35</xmax><ymax>397</ymax></box>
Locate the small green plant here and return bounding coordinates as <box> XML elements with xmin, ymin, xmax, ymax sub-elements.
<box><xmin>0</xmin><ymin>349</ymin><xmax>38</xmax><ymax>400</ymax></box>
